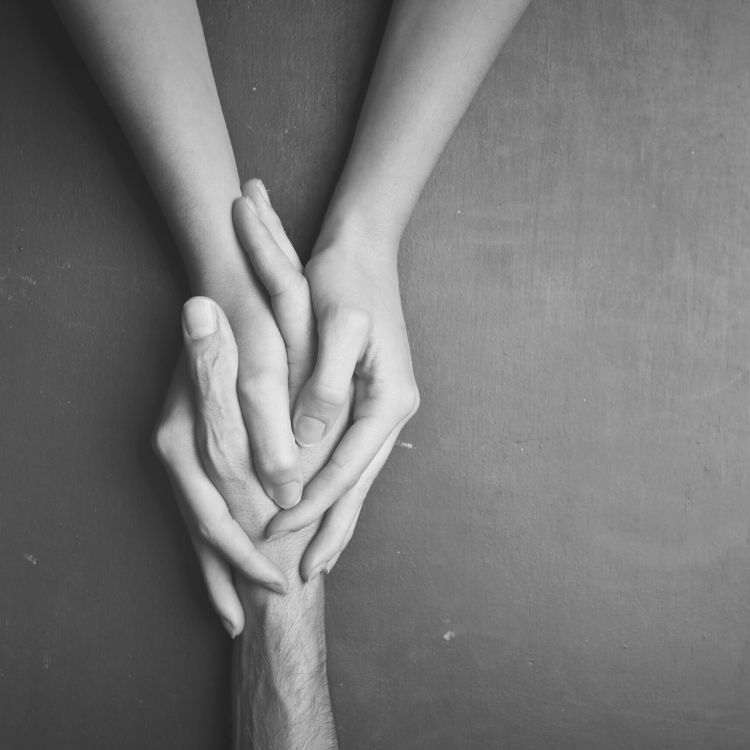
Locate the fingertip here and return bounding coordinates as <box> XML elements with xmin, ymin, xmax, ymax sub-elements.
<box><xmin>301</xmin><ymin>536</ymin><xmax>336</xmax><ymax>582</ymax></box>
<box><xmin>240</xmin><ymin>178</ymin><xmax>258</xmax><ymax>198</ymax></box>
<box><xmin>325</xmin><ymin>551</ymin><xmax>342</xmax><ymax>575</ymax></box>
<box><xmin>234</xmin><ymin>193</ymin><xmax>258</xmax><ymax>217</ymax></box>
<box><xmin>304</xmin><ymin>560</ymin><xmax>327</xmax><ymax>583</ymax></box>
<box><xmin>269</xmin><ymin>479</ymin><xmax>302</xmax><ymax>510</ymax></box>
<box><xmin>256</xmin><ymin>179</ymin><xmax>270</xmax><ymax>203</ymax></box>
<box><xmin>241</xmin><ymin>177</ymin><xmax>270</xmax><ymax>202</ymax></box>
<box><xmin>199</xmin><ymin>548</ymin><xmax>245</xmax><ymax>637</ymax></box>
<box><xmin>266</xmin><ymin>575</ymin><xmax>289</xmax><ymax>596</ymax></box>
<box><xmin>239</xmin><ymin>178</ymin><xmax>270</xmax><ymax>211</ymax></box>
<box><xmin>232</xmin><ymin>194</ymin><xmax>246</xmax><ymax>214</ymax></box>
<box><xmin>220</xmin><ymin>615</ymin><xmax>243</xmax><ymax>639</ymax></box>
<box><xmin>264</xmin><ymin>521</ymin><xmax>290</xmax><ymax>542</ymax></box>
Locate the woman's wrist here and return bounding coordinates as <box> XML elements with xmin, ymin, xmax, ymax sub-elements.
<box><xmin>316</xmin><ymin>192</ymin><xmax>404</xmax><ymax>264</ymax></box>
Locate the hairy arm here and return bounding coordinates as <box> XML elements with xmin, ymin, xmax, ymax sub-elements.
<box><xmin>233</xmin><ymin>573</ymin><xmax>335</xmax><ymax>749</ymax></box>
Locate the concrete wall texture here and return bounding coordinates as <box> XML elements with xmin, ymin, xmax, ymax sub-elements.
<box><xmin>2</xmin><ymin>1</ymin><xmax>749</xmax><ymax>748</ymax></box>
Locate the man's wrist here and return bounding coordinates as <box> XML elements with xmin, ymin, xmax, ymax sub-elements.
<box><xmin>240</xmin><ymin>575</ymin><xmax>324</xmax><ymax>633</ymax></box>
<box><xmin>234</xmin><ymin>577</ymin><xmax>337</xmax><ymax>750</ymax></box>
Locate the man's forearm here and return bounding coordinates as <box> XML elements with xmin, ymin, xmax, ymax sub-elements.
<box><xmin>234</xmin><ymin>579</ymin><xmax>337</xmax><ymax>750</ymax></box>
<box><xmin>52</xmin><ymin>0</ymin><xmax>246</xmax><ymax>289</ymax></box>
<box><xmin>322</xmin><ymin>0</ymin><xmax>531</xmax><ymax>251</ymax></box>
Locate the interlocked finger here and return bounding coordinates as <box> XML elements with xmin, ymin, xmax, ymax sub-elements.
<box><xmin>164</xmin><ymin>451</ymin><xmax>287</xmax><ymax>594</ymax></box>
<box><xmin>192</xmin><ymin>537</ymin><xmax>244</xmax><ymax>638</ymax></box>
<box><xmin>232</xmin><ymin>190</ymin><xmax>314</xmax><ymax>379</ymax></box>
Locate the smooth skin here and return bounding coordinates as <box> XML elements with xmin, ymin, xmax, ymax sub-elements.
<box><xmin>52</xmin><ymin>0</ymin><xmax>306</xmax><ymax>516</ymax></box>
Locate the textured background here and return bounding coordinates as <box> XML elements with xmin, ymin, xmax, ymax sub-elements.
<box><xmin>2</xmin><ymin>1</ymin><xmax>750</xmax><ymax>748</ymax></box>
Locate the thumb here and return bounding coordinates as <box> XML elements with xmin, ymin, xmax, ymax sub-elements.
<box><xmin>182</xmin><ymin>296</ymin><xmax>238</xmax><ymax>384</ymax></box>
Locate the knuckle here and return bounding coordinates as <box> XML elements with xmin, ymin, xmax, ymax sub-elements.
<box><xmin>255</xmin><ymin>450</ymin><xmax>297</xmax><ymax>482</ymax></box>
<box><xmin>237</xmin><ymin>369</ymin><xmax>284</xmax><ymax>408</ymax></box>
<box><xmin>197</xmin><ymin>514</ymin><xmax>227</xmax><ymax>547</ymax></box>
<box><xmin>320</xmin><ymin>303</ymin><xmax>371</xmax><ymax>338</ymax></box>
<box><xmin>308</xmin><ymin>379</ymin><xmax>349</xmax><ymax>410</ymax></box>
<box><xmin>152</xmin><ymin>418</ymin><xmax>180</xmax><ymax>464</ymax></box>
<box><xmin>287</xmin><ymin>272</ymin><xmax>310</xmax><ymax>300</ymax></box>
<box><xmin>394</xmin><ymin>379</ymin><xmax>421</xmax><ymax>420</ymax></box>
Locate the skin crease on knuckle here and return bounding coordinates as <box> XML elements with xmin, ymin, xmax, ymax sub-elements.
<box><xmin>237</xmin><ymin>370</ymin><xmax>287</xmax><ymax>411</ymax></box>
<box><xmin>320</xmin><ymin>304</ymin><xmax>371</xmax><ymax>342</ymax></box>
<box><xmin>308</xmin><ymin>381</ymin><xmax>351</xmax><ymax>412</ymax></box>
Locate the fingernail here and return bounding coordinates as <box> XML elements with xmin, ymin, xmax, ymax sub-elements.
<box><xmin>256</xmin><ymin>179</ymin><xmax>270</xmax><ymax>203</ymax></box>
<box><xmin>306</xmin><ymin>562</ymin><xmax>326</xmax><ymax>583</ymax></box>
<box><xmin>267</xmin><ymin>578</ymin><xmax>288</xmax><ymax>596</ymax></box>
<box><xmin>265</xmin><ymin>529</ymin><xmax>289</xmax><ymax>543</ymax></box>
<box><xmin>326</xmin><ymin>551</ymin><xmax>343</xmax><ymax>574</ymax></box>
<box><xmin>183</xmin><ymin>298</ymin><xmax>216</xmax><ymax>339</ymax></box>
<box><xmin>243</xmin><ymin>195</ymin><xmax>258</xmax><ymax>215</ymax></box>
<box><xmin>271</xmin><ymin>480</ymin><xmax>301</xmax><ymax>509</ymax></box>
<box><xmin>295</xmin><ymin>416</ymin><xmax>326</xmax><ymax>447</ymax></box>
<box><xmin>221</xmin><ymin>616</ymin><xmax>238</xmax><ymax>639</ymax></box>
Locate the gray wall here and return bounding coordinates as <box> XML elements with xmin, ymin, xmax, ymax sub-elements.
<box><xmin>2</xmin><ymin>1</ymin><xmax>750</xmax><ymax>748</ymax></box>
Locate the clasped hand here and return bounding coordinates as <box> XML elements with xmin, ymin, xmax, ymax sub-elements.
<box><xmin>154</xmin><ymin>181</ymin><xmax>418</xmax><ymax>635</ymax></box>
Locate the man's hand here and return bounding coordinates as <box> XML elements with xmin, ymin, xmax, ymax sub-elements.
<box><xmin>156</xmin><ymin>290</ymin><xmax>338</xmax><ymax>749</ymax></box>
<box><xmin>155</xmin><ymin>182</ymin><xmax>349</xmax><ymax>634</ymax></box>
<box><xmin>153</xmin><ymin>307</ymin><xmax>290</xmax><ymax>637</ymax></box>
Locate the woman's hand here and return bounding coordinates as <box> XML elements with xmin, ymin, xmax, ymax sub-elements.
<box><xmin>154</xmin><ymin>316</ymin><xmax>288</xmax><ymax>638</ymax></box>
<box><xmin>259</xmin><ymin>221</ymin><xmax>420</xmax><ymax>580</ymax></box>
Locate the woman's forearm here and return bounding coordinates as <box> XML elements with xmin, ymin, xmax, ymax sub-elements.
<box><xmin>322</xmin><ymin>0</ymin><xmax>531</xmax><ymax>250</ymax></box>
<box><xmin>52</xmin><ymin>0</ymin><xmax>245</xmax><ymax>289</ymax></box>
